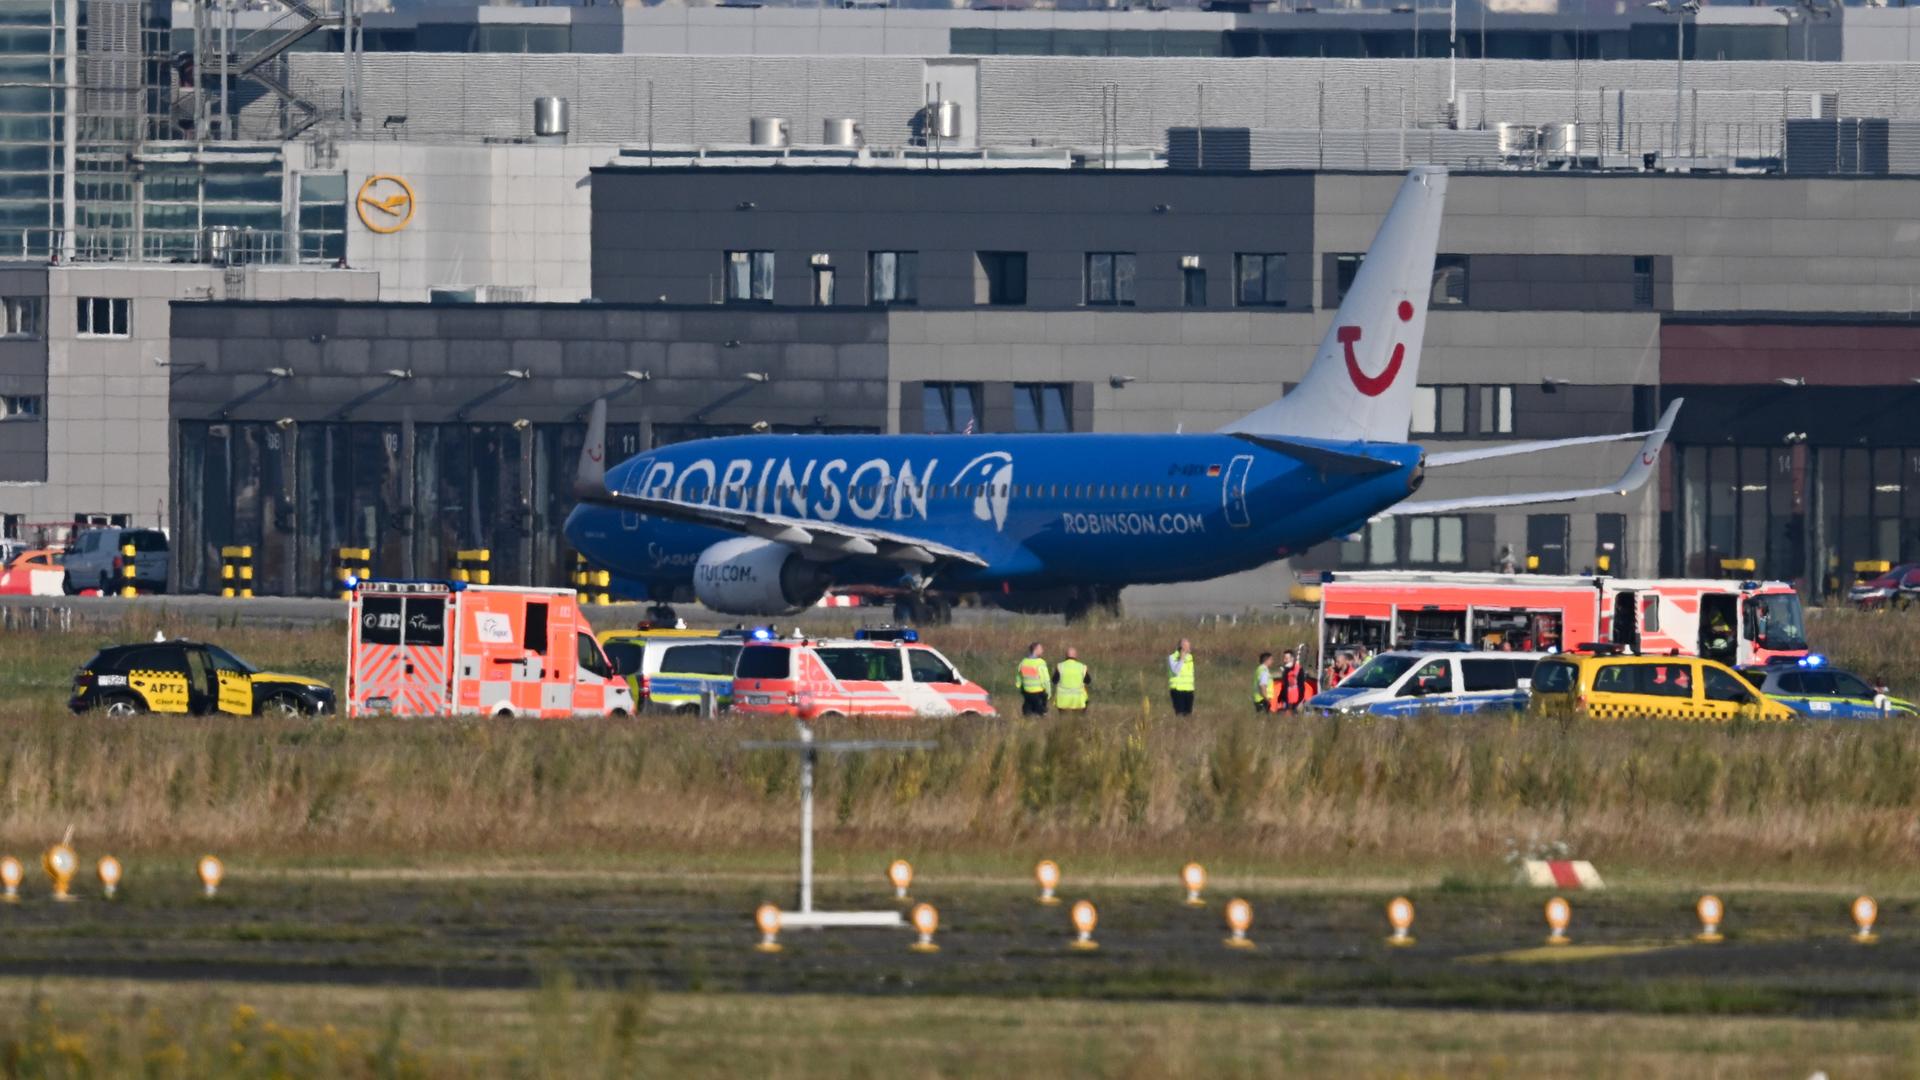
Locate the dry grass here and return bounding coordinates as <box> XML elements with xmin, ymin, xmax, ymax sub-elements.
<box><xmin>0</xmin><ymin>607</ymin><xmax>1917</xmax><ymax>882</ymax></box>
<box><xmin>0</xmin><ymin>978</ymin><xmax>1912</xmax><ymax>1079</ymax></box>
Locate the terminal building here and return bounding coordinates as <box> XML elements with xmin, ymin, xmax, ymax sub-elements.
<box><xmin>7</xmin><ymin>0</ymin><xmax>1920</xmax><ymax>607</ymax></box>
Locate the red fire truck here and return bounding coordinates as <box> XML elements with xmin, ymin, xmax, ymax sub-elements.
<box><xmin>1315</xmin><ymin>571</ymin><xmax>1808</xmax><ymax>672</ymax></box>
<box><xmin>346</xmin><ymin>580</ymin><xmax>634</xmax><ymax>718</ymax></box>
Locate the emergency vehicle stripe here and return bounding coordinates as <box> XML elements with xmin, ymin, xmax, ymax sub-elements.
<box><xmin>1547</xmin><ymin>861</ymin><xmax>1583</xmax><ymax>890</ymax></box>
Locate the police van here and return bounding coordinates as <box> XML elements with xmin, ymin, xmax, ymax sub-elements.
<box><xmin>1304</xmin><ymin>649</ymin><xmax>1544</xmax><ymax>717</ymax></box>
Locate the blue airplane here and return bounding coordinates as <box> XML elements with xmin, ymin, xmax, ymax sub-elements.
<box><xmin>566</xmin><ymin>168</ymin><xmax>1678</xmax><ymax>621</ymax></box>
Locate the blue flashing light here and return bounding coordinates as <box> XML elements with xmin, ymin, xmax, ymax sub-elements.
<box><xmin>1797</xmin><ymin>653</ymin><xmax>1827</xmax><ymax>668</ymax></box>
<box><xmin>750</xmin><ymin>627</ymin><xmax>774</xmax><ymax>641</ymax></box>
<box><xmin>1741</xmin><ymin>580</ymin><xmax>1760</xmax><ymax>590</ymax></box>
<box><xmin>343</xmin><ymin>574</ymin><xmax>359</xmax><ymax>590</ymax></box>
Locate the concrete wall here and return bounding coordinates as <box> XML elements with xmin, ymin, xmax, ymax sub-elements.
<box><xmin>271</xmin><ymin>54</ymin><xmax>1920</xmax><ymax>162</ymax></box>
<box><xmin>592</xmin><ymin>168</ymin><xmax>1317</xmax><ymax>309</ymax></box>
<box><xmin>0</xmin><ymin>265</ymin><xmax>48</xmax><ymax>484</ymax></box>
<box><xmin>1322</xmin><ymin>171</ymin><xmax>1920</xmax><ymax>313</ymax></box>
<box><xmin>169</xmin><ymin>303</ymin><xmax>892</xmax><ymax>431</ymax></box>
<box><xmin>0</xmin><ymin>266</ymin><xmax>378</xmax><ymax>543</ymax></box>
<box><xmin>309</xmin><ymin>141</ymin><xmax>617</xmax><ymax>303</ymax></box>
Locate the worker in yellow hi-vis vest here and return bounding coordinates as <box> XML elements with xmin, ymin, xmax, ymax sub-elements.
<box><xmin>1016</xmin><ymin>642</ymin><xmax>1050</xmax><ymax>717</ymax></box>
<box><xmin>1053</xmin><ymin>647</ymin><xmax>1091</xmax><ymax>712</ymax></box>
<box><xmin>1167</xmin><ymin>638</ymin><xmax>1196</xmax><ymax>716</ymax></box>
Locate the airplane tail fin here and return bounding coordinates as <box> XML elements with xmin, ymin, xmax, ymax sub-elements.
<box><xmin>575</xmin><ymin>398</ymin><xmax>611</xmax><ymax>500</ymax></box>
<box><xmin>1222</xmin><ymin>167</ymin><xmax>1448</xmax><ymax>444</ymax></box>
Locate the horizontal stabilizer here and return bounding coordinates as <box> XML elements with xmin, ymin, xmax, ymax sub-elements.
<box><xmin>1380</xmin><ymin>399</ymin><xmax>1681</xmax><ymax>518</ymax></box>
<box><xmin>1230</xmin><ymin>432</ymin><xmax>1403</xmax><ymax>477</ymax></box>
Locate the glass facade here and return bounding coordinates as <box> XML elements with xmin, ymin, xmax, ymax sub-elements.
<box><xmin>138</xmin><ymin>152</ymin><xmax>285</xmax><ymax>263</ymax></box>
<box><xmin>1667</xmin><ymin>444</ymin><xmax>1920</xmax><ymax>595</ymax></box>
<box><xmin>0</xmin><ymin>0</ymin><xmax>64</xmax><ymax>256</ymax></box>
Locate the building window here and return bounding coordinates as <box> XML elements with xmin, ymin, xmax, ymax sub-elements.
<box><xmin>1632</xmin><ymin>256</ymin><xmax>1655</xmax><ymax>308</ymax></box>
<box><xmin>1334</xmin><ymin>253</ymin><xmax>1364</xmax><ymax>304</ymax></box>
<box><xmin>922</xmin><ymin>382</ymin><xmax>981</xmax><ymax>434</ymax></box>
<box><xmin>1407</xmin><ymin>515</ymin><xmax>1466</xmax><ymax>566</ymax></box>
<box><xmin>1411</xmin><ymin>386</ymin><xmax>1467</xmax><ymax>436</ymax></box>
<box><xmin>810</xmin><ymin>254</ymin><xmax>835</xmax><ymax>306</ymax></box>
<box><xmin>1012</xmin><ymin>383</ymin><xmax>1071</xmax><ymax>433</ymax></box>
<box><xmin>1431</xmin><ymin>254</ymin><xmax>1469</xmax><ymax>306</ymax></box>
<box><xmin>1085</xmin><ymin>252</ymin><xmax>1136</xmax><ymax>306</ymax></box>
<box><xmin>297</xmin><ymin>172</ymin><xmax>347</xmax><ymax>264</ymax></box>
<box><xmin>75</xmin><ymin>297</ymin><xmax>129</xmax><ymax>337</ymax></box>
<box><xmin>0</xmin><ymin>394</ymin><xmax>41</xmax><ymax>419</ymax></box>
<box><xmin>724</xmin><ymin>251</ymin><xmax>774</xmax><ymax>303</ymax></box>
<box><xmin>976</xmin><ymin>252</ymin><xmax>1027</xmax><ymax>306</ymax></box>
<box><xmin>1181</xmin><ymin>256</ymin><xmax>1207</xmax><ymax>307</ymax></box>
<box><xmin>869</xmin><ymin>251</ymin><xmax>918</xmax><ymax>305</ymax></box>
<box><xmin>1367</xmin><ymin>518</ymin><xmax>1396</xmax><ymax>564</ymax></box>
<box><xmin>1</xmin><ymin>297</ymin><xmax>40</xmax><ymax>338</ymax></box>
<box><xmin>1477</xmin><ymin>385</ymin><xmax>1513</xmax><ymax>435</ymax></box>
<box><xmin>1234</xmin><ymin>253</ymin><xmax>1287</xmax><ymax>307</ymax></box>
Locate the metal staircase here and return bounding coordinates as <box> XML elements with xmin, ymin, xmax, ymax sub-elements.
<box><xmin>173</xmin><ymin>0</ymin><xmax>343</xmax><ymax>139</ymax></box>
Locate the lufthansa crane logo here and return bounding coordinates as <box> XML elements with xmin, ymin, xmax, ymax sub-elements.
<box><xmin>1340</xmin><ymin>299</ymin><xmax>1415</xmax><ymax>398</ymax></box>
<box><xmin>356</xmin><ymin>175</ymin><xmax>416</xmax><ymax>234</ymax></box>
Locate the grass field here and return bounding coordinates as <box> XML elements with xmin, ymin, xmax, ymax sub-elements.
<box><xmin>0</xmin><ymin>603</ymin><xmax>1917</xmax><ymax>1075</ymax></box>
<box><xmin>2</xmin><ymin>608</ymin><xmax>1920</xmax><ymax>883</ymax></box>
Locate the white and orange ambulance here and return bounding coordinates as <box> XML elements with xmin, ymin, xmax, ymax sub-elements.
<box><xmin>346</xmin><ymin>579</ymin><xmax>633</xmax><ymax>718</ymax></box>
<box><xmin>730</xmin><ymin>632</ymin><xmax>996</xmax><ymax>720</ymax></box>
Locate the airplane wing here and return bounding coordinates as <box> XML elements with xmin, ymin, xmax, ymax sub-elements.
<box><xmin>573</xmin><ymin>400</ymin><xmax>989</xmax><ymax>569</ymax></box>
<box><xmin>1379</xmin><ymin>399</ymin><xmax>1680</xmax><ymax>518</ymax></box>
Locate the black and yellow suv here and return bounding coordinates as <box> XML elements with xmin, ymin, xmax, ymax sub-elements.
<box><xmin>69</xmin><ymin>640</ymin><xmax>334</xmax><ymax>718</ymax></box>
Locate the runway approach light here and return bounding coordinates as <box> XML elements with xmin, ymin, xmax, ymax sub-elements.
<box><xmin>0</xmin><ymin>856</ymin><xmax>21</xmax><ymax>902</ymax></box>
<box><xmin>910</xmin><ymin>902</ymin><xmax>940</xmax><ymax>953</ymax></box>
<box><xmin>1223</xmin><ymin>898</ymin><xmax>1254</xmax><ymax>950</ymax></box>
<box><xmin>197</xmin><ymin>855</ymin><xmax>224</xmax><ymax>899</ymax></box>
<box><xmin>1180</xmin><ymin>862</ymin><xmax>1207</xmax><ymax>907</ymax></box>
<box><xmin>42</xmin><ymin>842</ymin><xmax>76</xmax><ymax>902</ymax></box>
<box><xmin>754</xmin><ymin>903</ymin><xmax>784</xmax><ymax>953</ymax></box>
<box><xmin>1544</xmin><ymin>896</ymin><xmax>1572</xmax><ymax>946</ymax></box>
<box><xmin>1695</xmin><ymin>895</ymin><xmax>1725</xmax><ymax>943</ymax></box>
<box><xmin>1386</xmin><ymin>896</ymin><xmax>1416</xmax><ymax>947</ymax></box>
<box><xmin>1069</xmin><ymin>900</ymin><xmax>1100</xmax><ymax>951</ymax></box>
<box><xmin>888</xmin><ymin>859</ymin><xmax>914</xmax><ymax>901</ymax></box>
<box><xmin>1035</xmin><ymin>860</ymin><xmax>1061</xmax><ymax>906</ymax></box>
<box><xmin>1852</xmin><ymin>896</ymin><xmax>1878</xmax><ymax>944</ymax></box>
<box><xmin>97</xmin><ymin>856</ymin><xmax>122</xmax><ymax>900</ymax></box>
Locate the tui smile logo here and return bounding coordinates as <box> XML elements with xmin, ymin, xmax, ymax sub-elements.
<box><xmin>1341</xmin><ymin>299</ymin><xmax>1415</xmax><ymax>398</ymax></box>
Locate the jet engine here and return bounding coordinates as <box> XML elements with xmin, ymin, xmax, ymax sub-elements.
<box><xmin>692</xmin><ymin>537</ymin><xmax>832</xmax><ymax>615</ymax></box>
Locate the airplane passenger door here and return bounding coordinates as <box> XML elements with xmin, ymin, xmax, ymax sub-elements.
<box><xmin>1222</xmin><ymin>455</ymin><xmax>1254</xmax><ymax>529</ymax></box>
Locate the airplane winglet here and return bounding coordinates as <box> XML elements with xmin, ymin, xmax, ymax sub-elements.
<box><xmin>575</xmin><ymin>398</ymin><xmax>611</xmax><ymax>500</ymax></box>
<box><xmin>1610</xmin><ymin>397</ymin><xmax>1683</xmax><ymax>495</ymax></box>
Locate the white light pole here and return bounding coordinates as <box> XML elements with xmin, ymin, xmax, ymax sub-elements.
<box><xmin>1449</xmin><ymin>0</ymin><xmax>1458</xmax><ymax>126</ymax></box>
<box><xmin>1648</xmin><ymin>0</ymin><xmax>1700</xmax><ymax>159</ymax></box>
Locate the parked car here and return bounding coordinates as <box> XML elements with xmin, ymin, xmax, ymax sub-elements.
<box><xmin>62</xmin><ymin>528</ymin><xmax>169</xmax><ymax>594</ymax></box>
<box><xmin>1305</xmin><ymin>650</ymin><xmax>1545</xmax><ymax>717</ymax></box>
<box><xmin>0</xmin><ymin>547</ymin><xmax>64</xmax><ymax>596</ymax></box>
<box><xmin>1528</xmin><ymin>648</ymin><xmax>1795</xmax><ymax>723</ymax></box>
<box><xmin>1849</xmin><ymin>563</ymin><xmax>1920</xmax><ymax>609</ymax></box>
<box><xmin>1739</xmin><ymin>659</ymin><xmax>1916</xmax><ymax>720</ymax></box>
<box><xmin>70</xmin><ymin>640</ymin><xmax>334</xmax><ymax>717</ymax></box>
<box><xmin>601</xmin><ymin>634</ymin><xmax>744</xmax><ymax>714</ymax></box>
